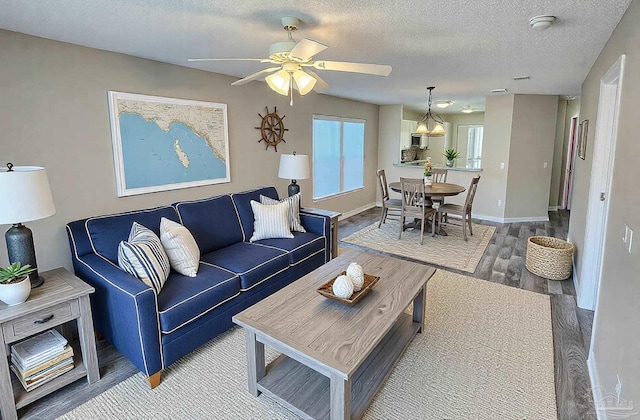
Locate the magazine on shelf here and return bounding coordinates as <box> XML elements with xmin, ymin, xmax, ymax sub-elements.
<box><xmin>11</xmin><ymin>345</ymin><xmax>74</xmax><ymax>378</ymax></box>
<box><xmin>11</xmin><ymin>329</ymin><xmax>67</xmax><ymax>369</ymax></box>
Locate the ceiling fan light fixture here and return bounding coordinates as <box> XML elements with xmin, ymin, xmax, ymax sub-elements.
<box><xmin>292</xmin><ymin>70</ymin><xmax>316</xmax><ymax>95</ymax></box>
<box><xmin>265</xmin><ymin>70</ymin><xmax>291</xmax><ymax>96</ymax></box>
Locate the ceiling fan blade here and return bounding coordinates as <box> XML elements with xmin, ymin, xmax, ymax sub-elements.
<box><xmin>188</xmin><ymin>58</ymin><xmax>270</xmax><ymax>62</ymax></box>
<box><xmin>231</xmin><ymin>67</ymin><xmax>280</xmax><ymax>86</ymax></box>
<box><xmin>313</xmin><ymin>60</ymin><xmax>392</xmax><ymax>76</ymax></box>
<box><xmin>289</xmin><ymin>38</ymin><xmax>328</xmax><ymax>62</ymax></box>
<box><xmin>305</xmin><ymin>70</ymin><xmax>330</xmax><ymax>93</ymax></box>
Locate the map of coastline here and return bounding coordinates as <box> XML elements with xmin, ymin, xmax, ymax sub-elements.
<box><xmin>115</xmin><ymin>96</ymin><xmax>228</xmax><ymax>190</ymax></box>
<box><xmin>117</xmin><ymin>99</ymin><xmax>227</xmax><ymax>163</ymax></box>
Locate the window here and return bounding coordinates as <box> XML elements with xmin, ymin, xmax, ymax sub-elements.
<box><xmin>313</xmin><ymin>116</ymin><xmax>365</xmax><ymax>200</ymax></box>
<box><xmin>466</xmin><ymin>126</ymin><xmax>483</xmax><ymax>169</ymax></box>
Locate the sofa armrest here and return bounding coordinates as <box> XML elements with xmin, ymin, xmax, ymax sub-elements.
<box><xmin>66</xmin><ymin>235</ymin><xmax>163</xmax><ymax>376</ymax></box>
<box><xmin>299</xmin><ymin>209</ymin><xmax>334</xmax><ymax>263</ymax></box>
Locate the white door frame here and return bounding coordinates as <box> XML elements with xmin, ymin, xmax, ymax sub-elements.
<box><xmin>577</xmin><ymin>54</ymin><xmax>625</xmax><ymax>310</ymax></box>
<box><xmin>562</xmin><ymin>116</ymin><xmax>578</xmax><ymax>210</ymax></box>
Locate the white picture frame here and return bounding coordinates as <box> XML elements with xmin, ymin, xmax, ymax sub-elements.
<box><xmin>108</xmin><ymin>91</ymin><xmax>230</xmax><ymax>197</ymax></box>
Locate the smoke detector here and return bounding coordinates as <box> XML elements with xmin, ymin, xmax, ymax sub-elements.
<box><xmin>529</xmin><ymin>15</ymin><xmax>556</xmax><ymax>30</ymax></box>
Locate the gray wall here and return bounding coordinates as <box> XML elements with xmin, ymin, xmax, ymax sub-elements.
<box><xmin>569</xmin><ymin>0</ymin><xmax>640</xmax><ymax>406</ymax></box>
<box><xmin>0</xmin><ymin>29</ymin><xmax>379</xmax><ymax>272</ymax></box>
<box><xmin>504</xmin><ymin>95</ymin><xmax>558</xmax><ymax>219</ymax></box>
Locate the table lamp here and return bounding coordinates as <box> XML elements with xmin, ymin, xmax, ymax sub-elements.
<box><xmin>278</xmin><ymin>152</ymin><xmax>310</xmax><ymax>197</ymax></box>
<box><xmin>0</xmin><ymin>163</ymin><xmax>56</xmax><ymax>288</ymax></box>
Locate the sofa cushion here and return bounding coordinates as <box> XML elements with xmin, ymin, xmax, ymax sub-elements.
<box><xmin>175</xmin><ymin>195</ymin><xmax>243</xmax><ymax>254</ymax></box>
<box><xmin>200</xmin><ymin>242</ymin><xmax>289</xmax><ymax>290</ymax></box>
<box><xmin>86</xmin><ymin>206</ymin><xmax>179</xmax><ymax>263</ymax></box>
<box><xmin>255</xmin><ymin>232</ymin><xmax>325</xmax><ymax>265</ymax></box>
<box><xmin>230</xmin><ymin>187</ymin><xmax>279</xmax><ymax>241</ymax></box>
<box><xmin>157</xmin><ymin>264</ymin><xmax>240</xmax><ymax>334</ymax></box>
<box><xmin>249</xmin><ymin>200</ymin><xmax>294</xmax><ymax>242</ymax></box>
<box><xmin>118</xmin><ymin>222</ymin><xmax>171</xmax><ymax>294</ymax></box>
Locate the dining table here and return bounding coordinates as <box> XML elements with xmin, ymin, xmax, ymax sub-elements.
<box><xmin>388</xmin><ymin>181</ymin><xmax>466</xmax><ymax>236</ymax></box>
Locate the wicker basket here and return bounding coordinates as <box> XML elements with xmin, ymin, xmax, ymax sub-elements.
<box><xmin>525</xmin><ymin>236</ymin><xmax>574</xmax><ymax>280</ymax></box>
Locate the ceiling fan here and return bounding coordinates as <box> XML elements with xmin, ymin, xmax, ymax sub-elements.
<box><xmin>188</xmin><ymin>17</ymin><xmax>392</xmax><ymax>104</ymax></box>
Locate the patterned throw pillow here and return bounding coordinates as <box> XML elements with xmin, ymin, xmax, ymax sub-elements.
<box><xmin>249</xmin><ymin>200</ymin><xmax>294</xmax><ymax>242</ymax></box>
<box><xmin>160</xmin><ymin>217</ymin><xmax>200</xmax><ymax>277</ymax></box>
<box><xmin>260</xmin><ymin>193</ymin><xmax>306</xmax><ymax>233</ymax></box>
<box><xmin>118</xmin><ymin>222</ymin><xmax>171</xmax><ymax>293</ymax></box>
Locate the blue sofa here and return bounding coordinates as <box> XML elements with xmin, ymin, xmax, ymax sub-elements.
<box><xmin>66</xmin><ymin>187</ymin><xmax>330</xmax><ymax>387</ymax></box>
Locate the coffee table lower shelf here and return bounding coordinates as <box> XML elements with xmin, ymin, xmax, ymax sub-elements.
<box><xmin>257</xmin><ymin>313</ymin><xmax>420</xmax><ymax>420</ymax></box>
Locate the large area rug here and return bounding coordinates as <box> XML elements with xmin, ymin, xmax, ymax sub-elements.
<box><xmin>60</xmin><ymin>271</ymin><xmax>556</xmax><ymax>419</ymax></box>
<box><xmin>342</xmin><ymin>221</ymin><xmax>496</xmax><ymax>273</ymax></box>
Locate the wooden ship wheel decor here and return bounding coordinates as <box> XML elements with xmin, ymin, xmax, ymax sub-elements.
<box><xmin>256</xmin><ymin>106</ymin><xmax>288</xmax><ymax>151</ymax></box>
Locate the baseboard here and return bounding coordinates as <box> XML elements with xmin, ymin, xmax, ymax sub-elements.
<box><xmin>339</xmin><ymin>202</ymin><xmax>377</xmax><ymax>221</ymax></box>
<box><xmin>470</xmin><ymin>214</ymin><xmax>550</xmax><ymax>223</ymax></box>
<box><xmin>548</xmin><ymin>206</ymin><xmax>559</xmax><ymax>211</ymax></box>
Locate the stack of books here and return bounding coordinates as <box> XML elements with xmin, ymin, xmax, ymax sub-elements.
<box><xmin>10</xmin><ymin>329</ymin><xmax>74</xmax><ymax>392</ymax></box>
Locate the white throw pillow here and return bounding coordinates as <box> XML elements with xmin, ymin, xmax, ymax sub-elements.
<box><xmin>260</xmin><ymin>193</ymin><xmax>306</xmax><ymax>233</ymax></box>
<box><xmin>249</xmin><ymin>200</ymin><xmax>294</xmax><ymax>242</ymax></box>
<box><xmin>160</xmin><ymin>217</ymin><xmax>200</xmax><ymax>277</ymax></box>
<box><xmin>118</xmin><ymin>222</ymin><xmax>170</xmax><ymax>293</ymax></box>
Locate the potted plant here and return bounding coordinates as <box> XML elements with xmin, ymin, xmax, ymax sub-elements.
<box><xmin>424</xmin><ymin>159</ymin><xmax>433</xmax><ymax>185</ymax></box>
<box><xmin>443</xmin><ymin>148</ymin><xmax>460</xmax><ymax>167</ymax></box>
<box><xmin>0</xmin><ymin>262</ymin><xmax>35</xmax><ymax>306</ymax></box>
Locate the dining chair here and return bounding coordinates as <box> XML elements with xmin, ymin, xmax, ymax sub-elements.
<box><xmin>438</xmin><ymin>175</ymin><xmax>481</xmax><ymax>241</ymax></box>
<box><xmin>399</xmin><ymin>177</ymin><xmax>437</xmax><ymax>245</ymax></box>
<box><xmin>431</xmin><ymin>168</ymin><xmax>448</xmax><ymax>207</ymax></box>
<box><xmin>376</xmin><ymin>169</ymin><xmax>402</xmax><ymax>228</ymax></box>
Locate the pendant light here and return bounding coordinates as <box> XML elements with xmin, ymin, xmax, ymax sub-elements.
<box><xmin>416</xmin><ymin>87</ymin><xmax>446</xmax><ymax>137</ymax></box>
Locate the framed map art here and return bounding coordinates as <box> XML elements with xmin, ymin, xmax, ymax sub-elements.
<box><xmin>108</xmin><ymin>91</ymin><xmax>230</xmax><ymax>197</ymax></box>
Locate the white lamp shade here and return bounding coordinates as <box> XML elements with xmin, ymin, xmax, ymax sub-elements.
<box><xmin>0</xmin><ymin>166</ymin><xmax>56</xmax><ymax>224</ymax></box>
<box><xmin>431</xmin><ymin>123</ymin><xmax>446</xmax><ymax>135</ymax></box>
<box><xmin>278</xmin><ymin>154</ymin><xmax>310</xmax><ymax>180</ymax></box>
<box><xmin>265</xmin><ymin>70</ymin><xmax>291</xmax><ymax>96</ymax></box>
<box><xmin>292</xmin><ymin>71</ymin><xmax>317</xmax><ymax>95</ymax></box>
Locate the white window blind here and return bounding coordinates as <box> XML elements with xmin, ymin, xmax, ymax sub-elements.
<box><xmin>313</xmin><ymin>116</ymin><xmax>365</xmax><ymax>200</ymax></box>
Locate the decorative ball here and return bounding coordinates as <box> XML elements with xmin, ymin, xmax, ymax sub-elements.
<box><xmin>346</xmin><ymin>262</ymin><xmax>365</xmax><ymax>292</ymax></box>
<box><xmin>332</xmin><ymin>275</ymin><xmax>354</xmax><ymax>299</ymax></box>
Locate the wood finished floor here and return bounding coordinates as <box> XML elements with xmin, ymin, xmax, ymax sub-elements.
<box><xmin>18</xmin><ymin>209</ymin><xmax>594</xmax><ymax>419</ymax></box>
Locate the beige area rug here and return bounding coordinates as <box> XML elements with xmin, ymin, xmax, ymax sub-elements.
<box><xmin>60</xmin><ymin>271</ymin><xmax>556</xmax><ymax>420</ymax></box>
<box><xmin>342</xmin><ymin>221</ymin><xmax>496</xmax><ymax>273</ymax></box>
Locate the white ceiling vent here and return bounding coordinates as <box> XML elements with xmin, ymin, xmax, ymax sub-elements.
<box><xmin>490</xmin><ymin>88</ymin><xmax>508</xmax><ymax>94</ymax></box>
<box><xmin>513</xmin><ymin>76</ymin><xmax>530</xmax><ymax>81</ymax></box>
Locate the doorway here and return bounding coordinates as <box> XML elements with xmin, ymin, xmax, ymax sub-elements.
<box><xmin>577</xmin><ymin>55</ymin><xmax>625</xmax><ymax>311</ymax></box>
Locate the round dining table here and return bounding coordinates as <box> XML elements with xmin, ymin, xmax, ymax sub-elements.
<box><xmin>388</xmin><ymin>181</ymin><xmax>466</xmax><ymax>236</ymax></box>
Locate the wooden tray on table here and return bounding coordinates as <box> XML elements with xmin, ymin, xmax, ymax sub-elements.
<box><xmin>316</xmin><ymin>271</ymin><xmax>380</xmax><ymax>305</ymax></box>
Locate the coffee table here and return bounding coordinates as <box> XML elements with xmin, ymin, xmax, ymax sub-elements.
<box><xmin>232</xmin><ymin>249</ymin><xmax>435</xmax><ymax>419</ymax></box>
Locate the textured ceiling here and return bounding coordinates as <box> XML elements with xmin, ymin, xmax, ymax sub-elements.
<box><xmin>0</xmin><ymin>0</ymin><xmax>631</xmax><ymax>113</ymax></box>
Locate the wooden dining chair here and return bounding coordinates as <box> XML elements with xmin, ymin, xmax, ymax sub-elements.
<box><xmin>399</xmin><ymin>177</ymin><xmax>437</xmax><ymax>245</ymax></box>
<box><xmin>431</xmin><ymin>168</ymin><xmax>448</xmax><ymax>206</ymax></box>
<box><xmin>438</xmin><ymin>175</ymin><xmax>481</xmax><ymax>241</ymax></box>
<box><xmin>376</xmin><ymin>169</ymin><xmax>402</xmax><ymax>228</ymax></box>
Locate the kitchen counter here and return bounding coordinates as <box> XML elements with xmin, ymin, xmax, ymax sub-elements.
<box><xmin>393</xmin><ymin>161</ymin><xmax>482</xmax><ymax>172</ymax></box>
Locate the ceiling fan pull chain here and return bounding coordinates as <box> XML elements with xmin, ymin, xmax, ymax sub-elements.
<box><xmin>290</xmin><ymin>77</ymin><xmax>294</xmax><ymax>106</ymax></box>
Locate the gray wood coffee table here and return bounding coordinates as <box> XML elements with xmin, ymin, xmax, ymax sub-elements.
<box><xmin>233</xmin><ymin>249</ymin><xmax>435</xmax><ymax>420</ymax></box>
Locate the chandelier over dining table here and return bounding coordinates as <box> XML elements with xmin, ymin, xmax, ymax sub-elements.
<box><xmin>415</xmin><ymin>86</ymin><xmax>446</xmax><ymax>137</ymax></box>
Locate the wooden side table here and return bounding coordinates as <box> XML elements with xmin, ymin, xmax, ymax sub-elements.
<box><xmin>303</xmin><ymin>208</ymin><xmax>342</xmax><ymax>259</ymax></box>
<box><xmin>0</xmin><ymin>268</ymin><xmax>100</xmax><ymax>420</ymax></box>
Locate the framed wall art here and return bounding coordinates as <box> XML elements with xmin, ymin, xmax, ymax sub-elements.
<box><xmin>108</xmin><ymin>91</ymin><xmax>230</xmax><ymax>197</ymax></box>
<box><xmin>577</xmin><ymin>119</ymin><xmax>589</xmax><ymax>160</ymax></box>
